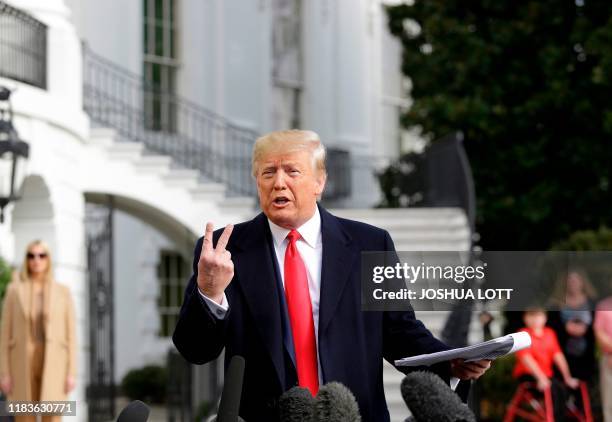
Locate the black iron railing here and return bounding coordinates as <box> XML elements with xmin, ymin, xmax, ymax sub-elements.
<box><xmin>82</xmin><ymin>45</ymin><xmax>258</xmax><ymax>196</ymax></box>
<box><xmin>0</xmin><ymin>1</ymin><xmax>47</xmax><ymax>89</ymax></box>
<box><xmin>82</xmin><ymin>46</ymin><xmax>398</xmax><ymax>202</ymax></box>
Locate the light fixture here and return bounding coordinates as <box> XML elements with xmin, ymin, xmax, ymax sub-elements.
<box><xmin>0</xmin><ymin>86</ymin><xmax>30</xmax><ymax>223</ymax></box>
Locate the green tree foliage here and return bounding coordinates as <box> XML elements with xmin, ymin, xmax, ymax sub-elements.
<box><xmin>0</xmin><ymin>257</ymin><xmax>12</xmax><ymax>303</ymax></box>
<box><xmin>552</xmin><ymin>226</ymin><xmax>612</xmax><ymax>250</ymax></box>
<box><xmin>121</xmin><ymin>365</ymin><xmax>167</xmax><ymax>404</ymax></box>
<box><xmin>377</xmin><ymin>152</ymin><xmax>426</xmax><ymax>208</ymax></box>
<box><xmin>387</xmin><ymin>1</ymin><xmax>612</xmax><ymax>249</ymax></box>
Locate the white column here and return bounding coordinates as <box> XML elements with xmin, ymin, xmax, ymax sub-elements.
<box><xmin>0</xmin><ymin>204</ymin><xmax>16</xmax><ymax>264</ymax></box>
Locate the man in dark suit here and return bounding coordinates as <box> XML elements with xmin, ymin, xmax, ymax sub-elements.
<box><xmin>173</xmin><ymin>130</ymin><xmax>490</xmax><ymax>421</ymax></box>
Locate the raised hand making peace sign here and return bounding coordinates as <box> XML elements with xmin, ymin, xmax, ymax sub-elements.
<box><xmin>197</xmin><ymin>222</ymin><xmax>234</xmax><ymax>304</ymax></box>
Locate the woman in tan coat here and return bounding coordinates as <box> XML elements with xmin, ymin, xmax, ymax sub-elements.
<box><xmin>0</xmin><ymin>240</ymin><xmax>77</xmax><ymax>422</ymax></box>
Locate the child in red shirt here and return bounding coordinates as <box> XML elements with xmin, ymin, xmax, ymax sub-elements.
<box><xmin>513</xmin><ymin>307</ymin><xmax>579</xmax><ymax>420</ymax></box>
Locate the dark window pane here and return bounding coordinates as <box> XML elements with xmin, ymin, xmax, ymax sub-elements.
<box><xmin>155</xmin><ymin>0</ymin><xmax>163</xmax><ymax>20</ymax></box>
<box><xmin>155</xmin><ymin>23</ymin><xmax>164</xmax><ymax>56</ymax></box>
<box><xmin>143</xmin><ymin>22</ymin><xmax>148</xmax><ymax>54</ymax></box>
<box><xmin>170</xmin><ymin>28</ymin><xmax>175</xmax><ymax>58</ymax></box>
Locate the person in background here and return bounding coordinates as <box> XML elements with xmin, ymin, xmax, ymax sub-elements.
<box><xmin>513</xmin><ymin>306</ymin><xmax>580</xmax><ymax>421</ymax></box>
<box><xmin>594</xmin><ymin>293</ymin><xmax>612</xmax><ymax>422</ymax></box>
<box><xmin>548</xmin><ymin>269</ymin><xmax>597</xmax><ymax>380</ymax></box>
<box><xmin>0</xmin><ymin>240</ymin><xmax>77</xmax><ymax>422</ymax></box>
<box><xmin>172</xmin><ymin>130</ymin><xmax>491</xmax><ymax>421</ymax></box>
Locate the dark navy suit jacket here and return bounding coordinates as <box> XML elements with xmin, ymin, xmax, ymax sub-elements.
<box><xmin>173</xmin><ymin>205</ymin><xmax>452</xmax><ymax>421</ymax></box>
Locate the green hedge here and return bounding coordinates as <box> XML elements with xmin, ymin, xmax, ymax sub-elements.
<box><xmin>0</xmin><ymin>256</ymin><xmax>12</xmax><ymax>303</ymax></box>
<box><xmin>121</xmin><ymin>365</ymin><xmax>167</xmax><ymax>404</ymax></box>
<box><xmin>551</xmin><ymin>226</ymin><xmax>612</xmax><ymax>251</ymax></box>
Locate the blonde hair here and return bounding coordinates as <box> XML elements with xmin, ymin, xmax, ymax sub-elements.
<box><xmin>251</xmin><ymin>129</ymin><xmax>327</xmax><ymax>178</ymax></box>
<box><xmin>20</xmin><ymin>239</ymin><xmax>54</xmax><ymax>284</ymax></box>
<box><xmin>550</xmin><ymin>267</ymin><xmax>597</xmax><ymax>306</ymax></box>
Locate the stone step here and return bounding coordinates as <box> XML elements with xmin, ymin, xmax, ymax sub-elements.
<box><xmin>190</xmin><ymin>183</ymin><xmax>227</xmax><ymax>201</ymax></box>
<box><xmin>364</xmin><ymin>217</ymin><xmax>468</xmax><ymax>230</ymax></box>
<box><xmin>332</xmin><ymin>207</ymin><xmax>466</xmax><ymax>219</ymax></box>
<box><xmin>218</xmin><ymin>196</ymin><xmax>256</xmax><ymax>216</ymax></box>
<box><xmin>133</xmin><ymin>155</ymin><xmax>172</xmax><ymax>174</ymax></box>
<box><xmin>89</xmin><ymin>127</ymin><xmax>116</xmax><ymax>147</ymax></box>
<box><xmin>106</xmin><ymin>142</ymin><xmax>145</xmax><ymax>161</ymax></box>
<box><xmin>393</xmin><ymin>241</ymin><xmax>471</xmax><ymax>252</ymax></box>
<box><xmin>390</xmin><ymin>228</ymin><xmax>470</xmax><ymax>241</ymax></box>
<box><xmin>164</xmin><ymin>169</ymin><xmax>200</xmax><ymax>188</ymax></box>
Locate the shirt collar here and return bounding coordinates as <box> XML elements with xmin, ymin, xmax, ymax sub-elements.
<box><xmin>268</xmin><ymin>206</ymin><xmax>321</xmax><ymax>248</ymax></box>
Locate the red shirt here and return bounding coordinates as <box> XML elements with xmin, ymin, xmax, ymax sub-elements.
<box><xmin>513</xmin><ymin>327</ymin><xmax>562</xmax><ymax>378</ymax></box>
<box><xmin>594</xmin><ymin>297</ymin><xmax>612</xmax><ymax>353</ymax></box>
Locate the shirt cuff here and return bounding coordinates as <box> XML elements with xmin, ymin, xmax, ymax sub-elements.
<box><xmin>198</xmin><ymin>288</ymin><xmax>229</xmax><ymax>319</ymax></box>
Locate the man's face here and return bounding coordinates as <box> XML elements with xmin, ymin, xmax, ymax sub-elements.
<box><xmin>256</xmin><ymin>149</ymin><xmax>325</xmax><ymax>229</ymax></box>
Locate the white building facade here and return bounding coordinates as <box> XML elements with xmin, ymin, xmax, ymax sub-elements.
<box><xmin>0</xmin><ymin>1</ymin><xmax>472</xmax><ymax>421</ymax></box>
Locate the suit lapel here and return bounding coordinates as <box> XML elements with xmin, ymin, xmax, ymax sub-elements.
<box><xmin>232</xmin><ymin>213</ymin><xmax>286</xmax><ymax>387</ymax></box>
<box><xmin>318</xmin><ymin>206</ymin><xmax>359</xmax><ymax>337</ymax></box>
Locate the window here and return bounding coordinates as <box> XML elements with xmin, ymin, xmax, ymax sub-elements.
<box><xmin>271</xmin><ymin>0</ymin><xmax>302</xmax><ymax>129</ymax></box>
<box><xmin>143</xmin><ymin>0</ymin><xmax>178</xmax><ymax>131</ymax></box>
<box><xmin>157</xmin><ymin>250</ymin><xmax>189</xmax><ymax>337</ymax></box>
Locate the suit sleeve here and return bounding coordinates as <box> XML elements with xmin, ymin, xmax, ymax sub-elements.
<box><xmin>172</xmin><ymin>236</ymin><xmax>228</xmax><ymax>364</ymax></box>
<box><xmin>380</xmin><ymin>230</ymin><xmax>453</xmax><ymax>382</ymax></box>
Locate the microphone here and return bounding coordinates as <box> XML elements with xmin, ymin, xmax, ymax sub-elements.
<box><xmin>278</xmin><ymin>386</ymin><xmax>315</xmax><ymax>422</ymax></box>
<box><xmin>313</xmin><ymin>382</ymin><xmax>361</xmax><ymax>421</ymax></box>
<box><xmin>116</xmin><ymin>400</ymin><xmax>150</xmax><ymax>422</ymax></box>
<box><xmin>215</xmin><ymin>355</ymin><xmax>246</xmax><ymax>422</ymax></box>
<box><xmin>400</xmin><ymin>371</ymin><xmax>475</xmax><ymax>422</ymax></box>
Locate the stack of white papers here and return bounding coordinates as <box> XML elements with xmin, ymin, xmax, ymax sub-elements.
<box><xmin>395</xmin><ymin>332</ymin><xmax>532</xmax><ymax>367</ymax></box>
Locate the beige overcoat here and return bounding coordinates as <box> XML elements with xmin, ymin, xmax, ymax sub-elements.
<box><xmin>0</xmin><ymin>275</ymin><xmax>77</xmax><ymax>401</ymax></box>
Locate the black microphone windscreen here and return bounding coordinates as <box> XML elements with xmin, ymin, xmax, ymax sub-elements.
<box><xmin>314</xmin><ymin>382</ymin><xmax>361</xmax><ymax>422</ymax></box>
<box><xmin>278</xmin><ymin>386</ymin><xmax>316</xmax><ymax>422</ymax></box>
<box><xmin>116</xmin><ymin>400</ymin><xmax>150</xmax><ymax>422</ymax></box>
<box><xmin>400</xmin><ymin>371</ymin><xmax>475</xmax><ymax>422</ymax></box>
<box><xmin>217</xmin><ymin>355</ymin><xmax>246</xmax><ymax>422</ymax></box>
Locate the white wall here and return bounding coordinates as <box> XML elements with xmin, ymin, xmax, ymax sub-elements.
<box><xmin>67</xmin><ymin>0</ymin><xmax>142</xmax><ymax>75</ymax></box>
<box><xmin>113</xmin><ymin>209</ymin><xmax>187</xmax><ymax>382</ymax></box>
<box><xmin>221</xmin><ymin>0</ymin><xmax>271</xmax><ymax>131</ymax></box>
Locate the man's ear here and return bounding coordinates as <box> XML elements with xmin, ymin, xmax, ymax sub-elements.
<box><xmin>314</xmin><ymin>172</ymin><xmax>327</xmax><ymax>196</ymax></box>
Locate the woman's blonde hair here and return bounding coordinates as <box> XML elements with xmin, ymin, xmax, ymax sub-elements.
<box><xmin>251</xmin><ymin>129</ymin><xmax>327</xmax><ymax>179</ymax></box>
<box><xmin>20</xmin><ymin>240</ymin><xmax>54</xmax><ymax>283</ymax></box>
<box><xmin>550</xmin><ymin>267</ymin><xmax>597</xmax><ymax>306</ymax></box>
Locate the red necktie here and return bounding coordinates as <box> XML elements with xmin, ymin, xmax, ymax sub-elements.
<box><xmin>284</xmin><ymin>229</ymin><xmax>319</xmax><ymax>395</ymax></box>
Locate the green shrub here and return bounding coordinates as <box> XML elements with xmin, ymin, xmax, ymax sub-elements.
<box><xmin>551</xmin><ymin>226</ymin><xmax>612</xmax><ymax>251</ymax></box>
<box><xmin>551</xmin><ymin>226</ymin><xmax>612</xmax><ymax>297</ymax></box>
<box><xmin>376</xmin><ymin>152</ymin><xmax>426</xmax><ymax>208</ymax></box>
<box><xmin>0</xmin><ymin>256</ymin><xmax>12</xmax><ymax>303</ymax></box>
<box><xmin>478</xmin><ymin>354</ymin><xmax>516</xmax><ymax>421</ymax></box>
<box><xmin>194</xmin><ymin>400</ymin><xmax>215</xmax><ymax>422</ymax></box>
<box><xmin>121</xmin><ymin>365</ymin><xmax>167</xmax><ymax>404</ymax></box>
